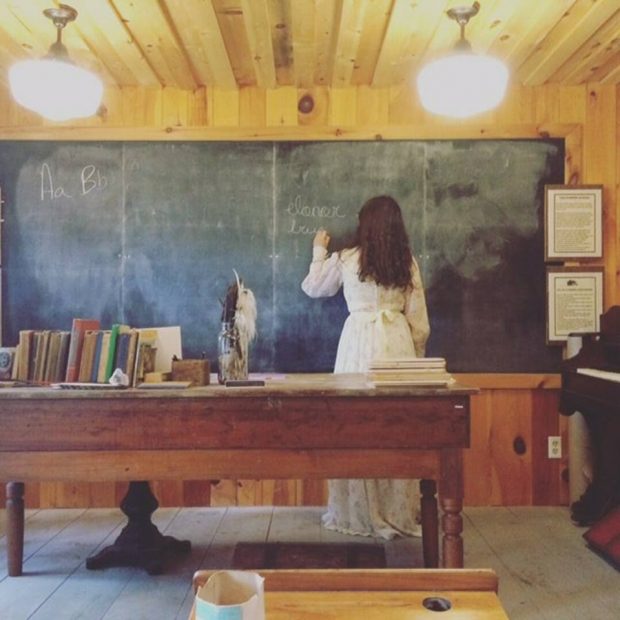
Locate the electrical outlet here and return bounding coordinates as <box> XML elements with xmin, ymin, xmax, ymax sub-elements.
<box><xmin>548</xmin><ymin>436</ymin><xmax>562</xmax><ymax>459</ymax></box>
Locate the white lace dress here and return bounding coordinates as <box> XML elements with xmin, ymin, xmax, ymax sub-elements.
<box><xmin>301</xmin><ymin>246</ymin><xmax>430</xmax><ymax>539</ymax></box>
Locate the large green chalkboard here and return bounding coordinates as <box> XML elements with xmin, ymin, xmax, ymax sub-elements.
<box><xmin>0</xmin><ymin>139</ymin><xmax>564</xmax><ymax>372</ymax></box>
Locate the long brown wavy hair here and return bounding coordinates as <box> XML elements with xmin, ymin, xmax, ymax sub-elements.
<box><xmin>349</xmin><ymin>195</ymin><xmax>414</xmax><ymax>289</ymax></box>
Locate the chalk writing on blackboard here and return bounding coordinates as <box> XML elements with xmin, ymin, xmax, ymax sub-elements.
<box><xmin>81</xmin><ymin>165</ymin><xmax>108</xmax><ymax>195</ymax></box>
<box><xmin>284</xmin><ymin>194</ymin><xmax>347</xmax><ymax>235</ymax></box>
<box><xmin>40</xmin><ymin>162</ymin><xmax>108</xmax><ymax>202</ymax></box>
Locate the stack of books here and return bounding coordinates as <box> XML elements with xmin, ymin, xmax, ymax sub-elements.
<box><xmin>14</xmin><ymin>329</ymin><xmax>71</xmax><ymax>383</ymax></box>
<box><xmin>67</xmin><ymin>322</ymin><xmax>182</xmax><ymax>387</ymax></box>
<box><xmin>368</xmin><ymin>357</ymin><xmax>454</xmax><ymax>387</ymax></box>
<box><xmin>11</xmin><ymin>320</ymin><xmax>182</xmax><ymax>387</ymax></box>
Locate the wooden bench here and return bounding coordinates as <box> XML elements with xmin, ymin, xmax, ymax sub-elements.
<box><xmin>189</xmin><ymin>568</ymin><xmax>509</xmax><ymax>619</ymax></box>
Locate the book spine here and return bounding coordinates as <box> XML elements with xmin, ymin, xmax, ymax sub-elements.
<box><xmin>65</xmin><ymin>319</ymin><xmax>100</xmax><ymax>382</ymax></box>
<box><xmin>37</xmin><ymin>330</ymin><xmax>51</xmax><ymax>383</ymax></box>
<box><xmin>97</xmin><ymin>331</ymin><xmax>111</xmax><ymax>383</ymax></box>
<box><xmin>104</xmin><ymin>324</ymin><xmax>121</xmax><ymax>382</ymax></box>
<box><xmin>55</xmin><ymin>331</ymin><xmax>71</xmax><ymax>383</ymax></box>
<box><xmin>115</xmin><ymin>332</ymin><xmax>130</xmax><ymax>377</ymax></box>
<box><xmin>17</xmin><ymin>330</ymin><xmax>33</xmax><ymax>381</ymax></box>
<box><xmin>43</xmin><ymin>331</ymin><xmax>60</xmax><ymax>383</ymax></box>
<box><xmin>78</xmin><ymin>330</ymin><xmax>98</xmax><ymax>382</ymax></box>
<box><xmin>91</xmin><ymin>331</ymin><xmax>104</xmax><ymax>383</ymax></box>
<box><xmin>125</xmin><ymin>330</ymin><xmax>138</xmax><ymax>386</ymax></box>
<box><xmin>28</xmin><ymin>331</ymin><xmax>40</xmax><ymax>381</ymax></box>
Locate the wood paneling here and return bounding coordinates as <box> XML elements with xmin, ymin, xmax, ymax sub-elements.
<box><xmin>4</xmin><ymin>1</ymin><xmax>618</xmax><ymax>90</ymax></box>
<box><xmin>1</xmin><ymin>81</ymin><xmax>617</xmax><ymax>509</ymax></box>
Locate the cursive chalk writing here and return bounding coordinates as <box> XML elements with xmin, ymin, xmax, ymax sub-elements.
<box><xmin>288</xmin><ymin>219</ymin><xmax>324</xmax><ymax>235</ymax></box>
<box><xmin>285</xmin><ymin>195</ymin><xmax>346</xmax><ymax>219</ymax></box>
<box><xmin>284</xmin><ymin>195</ymin><xmax>346</xmax><ymax>234</ymax></box>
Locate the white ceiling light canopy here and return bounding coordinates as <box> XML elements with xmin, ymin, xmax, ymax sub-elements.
<box><xmin>9</xmin><ymin>4</ymin><xmax>103</xmax><ymax>122</ymax></box>
<box><xmin>417</xmin><ymin>2</ymin><xmax>509</xmax><ymax>118</ymax></box>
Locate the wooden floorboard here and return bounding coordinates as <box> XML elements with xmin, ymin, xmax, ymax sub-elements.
<box><xmin>0</xmin><ymin>506</ymin><xmax>617</xmax><ymax>620</ymax></box>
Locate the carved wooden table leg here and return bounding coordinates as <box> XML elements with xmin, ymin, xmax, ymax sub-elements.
<box><xmin>439</xmin><ymin>448</ymin><xmax>464</xmax><ymax>568</ymax></box>
<box><xmin>420</xmin><ymin>479</ymin><xmax>439</xmax><ymax>568</ymax></box>
<box><xmin>7</xmin><ymin>482</ymin><xmax>25</xmax><ymax>577</ymax></box>
<box><xmin>85</xmin><ymin>481</ymin><xmax>191</xmax><ymax>575</ymax></box>
<box><xmin>440</xmin><ymin>497</ymin><xmax>464</xmax><ymax>568</ymax></box>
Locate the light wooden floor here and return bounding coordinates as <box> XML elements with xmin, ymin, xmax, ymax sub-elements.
<box><xmin>0</xmin><ymin>506</ymin><xmax>618</xmax><ymax>619</ymax></box>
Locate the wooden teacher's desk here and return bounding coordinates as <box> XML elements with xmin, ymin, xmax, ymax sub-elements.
<box><xmin>0</xmin><ymin>374</ymin><xmax>475</xmax><ymax>576</ymax></box>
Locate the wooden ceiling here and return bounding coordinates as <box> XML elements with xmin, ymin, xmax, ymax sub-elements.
<box><xmin>0</xmin><ymin>0</ymin><xmax>618</xmax><ymax>92</ymax></box>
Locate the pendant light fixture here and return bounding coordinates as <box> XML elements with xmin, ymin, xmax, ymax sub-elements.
<box><xmin>416</xmin><ymin>2</ymin><xmax>508</xmax><ymax>118</ymax></box>
<box><xmin>9</xmin><ymin>4</ymin><xmax>103</xmax><ymax>122</ymax></box>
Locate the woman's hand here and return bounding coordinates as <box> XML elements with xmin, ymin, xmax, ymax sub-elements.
<box><xmin>314</xmin><ymin>228</ymin><xmax>330</xmax><ymax>249</ymax></box>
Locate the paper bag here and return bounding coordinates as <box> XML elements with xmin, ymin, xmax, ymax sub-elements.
<box><xmin>196</xmin><ymin>570</ymin><xmax>265</xmax><ymax>620</ymax></box>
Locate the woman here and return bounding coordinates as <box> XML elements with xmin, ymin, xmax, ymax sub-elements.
<box><xmin>301</xmin><ymin>195</ymin><xmax>430</xmax><ymax>539</ymax></box>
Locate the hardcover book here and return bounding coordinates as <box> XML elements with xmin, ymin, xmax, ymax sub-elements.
<box><xmin>17</xmin><ymin>329</ymin><xmax>34</xmax><ymax>381</ymax></box>
<box><xmin>78</xmin><ymin>329</ymin><xmax>99</xmax><ymax>383</ymax></box>
<box><xmin>65</xmin><ymin>318</ymin><xmax>100</xmax><ymax>382</ymax></box>
<box><xmin>96</xmin><ymin>330</ymin><xmax>112</xmax><ymax>383</ymax></box>
<box><xmin>102</xmin><ymin>323</ymin><xmax>124</xmax><ymax>383</ymax></box>
<box><xmin>33</xmin><ymin>330</ymin><xmax>51</xmax><ymax>383</ymax></box>
<box><xmin>43</xmin><ymin>331</ymin><xmax>61</xmax><ymax>383</ymax></box>
<box><xmin>54</xmin><ymin>331</ymin><xmax>71</xmax><ymax>383</ymax></box>
<box><xmin>90</xmin><ymin>330</ymin><xmax>105</xmax><ymax>383</ymax></box>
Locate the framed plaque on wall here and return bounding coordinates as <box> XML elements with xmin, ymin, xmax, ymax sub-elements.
<box><xmin>546</xmin><ymin>266</ymin><xmax>604</xmax><ymax>344</ymax></box>
<box><xmin>544</xmin><ymin>185</ymin><xmax>603</xmax><ymax>261</ymax></box>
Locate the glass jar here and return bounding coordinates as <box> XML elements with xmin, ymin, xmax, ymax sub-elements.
<box><xmin>217</xmin><ymin>321</ymin><xmax>248</xmax><ymax>384</ymax></box>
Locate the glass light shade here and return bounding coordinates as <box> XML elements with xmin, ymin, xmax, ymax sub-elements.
<box><xmin>9</xmin><ymin>58</ymin><xmax>103</xmax><ymax>122</ymax></box>
<box><xmin>417</xmin><ymin>53</ymin><xmax>508</xmax><ymax>118</ymax></box>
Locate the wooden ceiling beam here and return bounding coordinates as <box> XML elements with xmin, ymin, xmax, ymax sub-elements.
<box><xmin>417</xmin><ymin>0</ymin><xmax>462</xmax><ymax>62</ymax></box>
<box><xmin>349</xmin><ymin>0</ymin><xmax>390</xmax><ymax>86</ymax></box>
<box><xmin>269</xmin><ymin>0</ymin><xmax>294</xmax><ymax>86</ymax></box>
<box><xmin>212</xmin><ymin>0</ymin><xmax>254</xmax><ymax>87</ymax></box>
<box><xmin>589</xmin><ymin>50</ymin><xmax>620</xmax><ymax>85</ymax></box>
<box><xmin>330</xmin><ymin>0</ymin><xmax>367</xmax><ymax>87</ymax></box>
<box><xmin>459</xmin><ymin>0</ymin><xmax>503</xmax><ymax>51</ymax></box>
<box><xmin>463</xmin><ymin>0</ymin><xmax>522</xmax><ymax>55</ymax></box>
<box><xmin>0</xmin><ymin>1</ymin><xmax>56</xmax><ymax>59</ymax></box>
<box><xmin>0</xmin><ymin>0</ymin><xmax>618</xmax><ymax>91</ymax></box>
<box><xmin>373</xmin><ymin>0</ymin><xmax>446</xmax><ymax>88</ymax></box>
<box><xmin>291</xmin><ymin>0</ymin><xmax>316</xmax><ymax>88</ymax></box>
<box><xmin>518</xmin><ymin>0</ymin><xmax>618</xmax><ymax>86</ymax></box>
<box><xmin>486</xmin><ymin>0</ymin><xmax>576</xmax><ymax>79</ymax></box>
<box><xmin>241</xmin><ymin>0</ymin><xmax>276</xmax><ymax>88</ymax></box>
<box><xmin>112</xmin><ymin>0</ymin><xmax>198</xmax><ymax>90</ymax></box>
<box><xmin>314</xmin><ymin>0</ymin><xmax>342</xmax><ymax>87</ymax></box>
<box><xmin>552</xmin><ymin>9</ymin><xmax>620</xmax><ymax>84</ymax></box>
<box><xmin>165</xmin><ymin>0</ymin><xmax>236</xmax><ymax>89</ymax></box>
<box><xmin>67</xmin><ymin>0</ymin><xmax>159</xmax><ymax>87</ymax></box>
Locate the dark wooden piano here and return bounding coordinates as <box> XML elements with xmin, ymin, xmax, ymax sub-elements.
<box><xmin>560</xmin><ymin>305</ymin><xmax>620</xmax><ymax>526</ymax></box>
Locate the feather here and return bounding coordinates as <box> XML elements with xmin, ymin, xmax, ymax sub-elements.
<box><xmin>219</xmin><ymin>271</ymin><xmax>257</xmax><ymax>380</ymax></box>
<box><xmin>235</xmin><ymin>286</ymin><xmax>257</xmax><ymax>343</ymax></box>
<box><xmin>233</xmin><ymin>269</ymin><xmax>257</xmax><ymax>344</ymax></box>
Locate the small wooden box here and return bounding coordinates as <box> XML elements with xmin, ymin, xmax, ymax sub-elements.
<box><xmin>171</xmin><ymin>359</ymin><xmax>210</xmax><ymax>386</ymax></box>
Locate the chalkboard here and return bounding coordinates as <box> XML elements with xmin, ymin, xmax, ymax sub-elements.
<box><xmin>0</xmin><ymin>139</ymin><xmax>564</xmax><ymax>372</ymax></box>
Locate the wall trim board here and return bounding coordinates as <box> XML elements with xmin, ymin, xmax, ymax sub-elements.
<box><xmin>0</xmin><ymin>122</ymin><xmax>581</xmax><ymax>143</ymax></box>
<box><xmin>454</xmin><ymin>374</ymin><xmax>561</xmax><ymax>390</ymax></box>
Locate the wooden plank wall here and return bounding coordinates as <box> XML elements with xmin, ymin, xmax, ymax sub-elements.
<box><xmin>0</xmin><ymin>82</ymin><xmax>618</xmax><ymax>508</ymax></box>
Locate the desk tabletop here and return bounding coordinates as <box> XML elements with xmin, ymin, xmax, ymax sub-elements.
<box><xmin>189</xmin><ymin>569</ymin><xmax>508</xmax><ymax>619</ymax></box>
<box><xmin>0</xmin><ymin>373</ymin><xmax>477</xmax><ymax>400</ymax></box>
